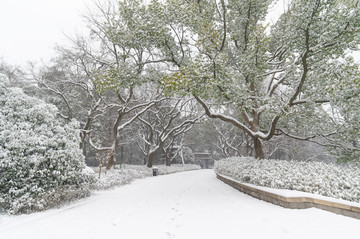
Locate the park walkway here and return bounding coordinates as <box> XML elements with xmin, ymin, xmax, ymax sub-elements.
<box><xmin>1</xmin><ymin>170</ymin><xmax>359</xmax><ymax>239</ymax></box>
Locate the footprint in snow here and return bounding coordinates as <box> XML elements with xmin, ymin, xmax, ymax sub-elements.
<box><xmin>166</xmin><ymin>232</ymin><xmax>174</xmax><ymax>238</ymax></box>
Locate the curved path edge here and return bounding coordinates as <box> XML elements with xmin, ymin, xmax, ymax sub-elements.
<box><xmin>216</xmin><ymin>173</ymin><xmax>360</xmax><ymax>220</ymax></box>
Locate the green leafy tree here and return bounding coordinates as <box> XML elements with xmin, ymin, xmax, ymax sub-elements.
<box><xmin>93</xmin><ymin>0</ymin><xmax>360</xmax><ymax>159</ymax></box>
<box><xmin>159</xmin><ymin>0</ymin><xmax>360</xmax><ymax>159</ymax></box>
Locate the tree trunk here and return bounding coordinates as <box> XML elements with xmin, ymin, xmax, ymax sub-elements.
<box><xmin>253</xmin><ymin>137</ymin><xmax>265</xmax><ymax>159</ymax></box>
<box><xmin>147</xmin><ymin>150</ymin><xmax>156</xmax><ymax>168</ymax></box>
<box><xmin>106</xmin><ymin>150</ymin><xmax>116</xmax><ymax>170</ymax></box>
<box><xmin>106</xmin><ymin>112</ymin><xmax>124</xmax><ymax>170</ymax></box>
<box><xmin>165</xmin><ymin>147</ymin><xmax>172</xmax><ymax>166</ymax></box>
<box><xmin>119</xmin><ymin>134</ymin><xmax>124</xmax><ymax>166</ymax></box>
<box><xmin>165</xmin><ymin>155</ymin><xmax>171</xmax><ymax>166</ymax></box>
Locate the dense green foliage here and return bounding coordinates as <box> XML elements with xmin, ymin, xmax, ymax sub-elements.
<box><xmin>0</xmin><ymin>75</ymin><xmax>93</xmax><ymax>214</ymax></box>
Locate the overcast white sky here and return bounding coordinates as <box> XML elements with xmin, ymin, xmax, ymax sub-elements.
<box><xmin>0</xmin><ymin>0</ymin><xmax>286</xmax><ymax>67</ymax></box>
<box><xmin>0</xmin><ymin>0</ymin><xmax>290</xmax><ymax>66</ymax></box>
<box><xmin>0</xmin><ymin>0</ymin><xmax>90</xmax><ymax>66</ymax></box>
<box><xmin>0</xmin><ymin>0</ymin><xmax>358</xmax><ymax>67</ymax></box>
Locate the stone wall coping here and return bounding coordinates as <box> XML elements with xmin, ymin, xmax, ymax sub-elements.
<box><xmin>217</xmin><ymin>173</ymin><xmax>360</xmax><ymax>220</ymax></box>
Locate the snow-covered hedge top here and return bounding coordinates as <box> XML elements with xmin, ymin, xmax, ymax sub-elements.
<box><xmin>214</xmin><ymin>157</ymin><xmax>360</xmax><ymax>203</ymax></box>
<box><xmin>91</xmin><ymin>164</ymin><xmax>201</xmax><ymax>190</ymax></box>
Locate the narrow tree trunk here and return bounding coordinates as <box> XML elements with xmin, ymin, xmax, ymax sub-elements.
<box><xmin>120</xmin><ymin>145</ymin><xmax>124</xmax><ymax>166</ymax></box>
<box><xmin>180</xmin><ymin>148</ymin><xmax>185</xmax><ymax>167</ymax></box>
<box><xmin>98</xmin><ymin>164</ymin><xmax>102</xmax><ymax>179</ymax></box>
<box><xmin>166</xmin><ymin>155</ymin><xmax>171</xmax><ymax>166</ymax></box>
<box><xmin>253</xmin><ymin>137</ymin><xmax>265</xmax><ymax>159</ymax></box>
<box><xmin>165</xmin><ymin>147</ymin><xmax>172</xmax><ymax>166</ymax></box>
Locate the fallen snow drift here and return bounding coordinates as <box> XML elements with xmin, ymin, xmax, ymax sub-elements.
<box><xmin>214</xmin><ymin>157</ymin><xmax>360</xmax><ymax>203</ymax></box>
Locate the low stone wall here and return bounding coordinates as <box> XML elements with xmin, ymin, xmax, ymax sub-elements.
<box><xmin>217</xmin><ymin>173</ymin><xmax>360</xmax><ymax>220</ymax></box>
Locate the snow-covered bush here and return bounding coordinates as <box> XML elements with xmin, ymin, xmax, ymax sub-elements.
<box><xmin>155</xmin><ymin>164</ymin><xmax>201</xmax><ymax>175</ymax></box>
<box><xmin>91</xmin><ymin>168</ymin><xmax>149</xmax><ymax>190</ymax></box>
<box><xmin>91</xmin><ymin>164</ymin><xmax>201</xmax><ymax>190</ymax></box>
<box><xmin>0</xmin><ymin>77</ymin><xmax>94</xmax><ymax>214</ymax></box>
<box><xmin>214</xmin><ymin>157</ymin><xmax>360</xmax><ymax>203</ymax></box>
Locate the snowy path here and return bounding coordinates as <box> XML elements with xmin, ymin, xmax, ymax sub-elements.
<box><xmin>1</xmin><ymin>170</ymin><xmax>360</xmax><ymax>239</ymax></box>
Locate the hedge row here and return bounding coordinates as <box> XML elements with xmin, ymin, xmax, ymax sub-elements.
<box><xmin>214</xmin><ymin>157</ymin><xmax>360</xmax><ymax>203</ymax></box>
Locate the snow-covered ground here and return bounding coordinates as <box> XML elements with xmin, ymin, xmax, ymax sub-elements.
<box><xmin>1</xmin><ymin>170</ymin><xmax>359</xmax><ymax>239</ymax></box>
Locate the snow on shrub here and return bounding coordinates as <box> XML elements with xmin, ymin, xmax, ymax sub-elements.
<box><xmin>91</xmin><ymin>168</ymin><xmax>146</xmax><ymax>190</ymax></box>
<box><xmin>214</xmin><ymin>157</ymin><xmax>360</xmax><ymax>203</ymax></box>
<box><xmin>91</xmin><ymin>164</ymin><xmax>201</xmax><ymax>190</ymax></box>
<box><xmin>155</xmin><ymin>164</ymin><xmax>201</xmax><ymax>175</ymax></box>
<box><xmin>0</xmin><ymin>77</ymin><xmax>94</xmax><ymax>214</ymax></box>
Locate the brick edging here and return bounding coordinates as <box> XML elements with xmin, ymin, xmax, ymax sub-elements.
<box><xmin>216</xmin><ymin>173</ymin><xmax>360</xmax><ymax>220</ymax></box>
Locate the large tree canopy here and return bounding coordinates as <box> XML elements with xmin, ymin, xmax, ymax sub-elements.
<box><xmin>96</xmin><ymin>0</ymin><xmax>360</xmax><ymax>159</ymax></box>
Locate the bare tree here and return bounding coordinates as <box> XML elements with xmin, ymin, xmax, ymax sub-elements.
<box><xmin>212</xmin><ymin>120</ymin><xmax>253</xmax><ymax>158</ymax></box>
<box><xmin>137</xmin><ymin>98</ymin><xmax>203</xmax><ymax>167</ymax></box>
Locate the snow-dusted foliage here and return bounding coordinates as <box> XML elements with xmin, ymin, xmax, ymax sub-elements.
<box><xmin>92</xmin><ymin>164</ymin><xmax>201</xmax><ymax>190</ymax></box>
<box><xmin>0</xmin><ymin>76</ymin><xmax>94</xmax><ymax>214</ymax></box>
<box><xmin>214</xmin><ymin>157</ymin><xmax>360</xmax><ymax>203</ymax></box>
<box><xmin>155</xmin><ymin>164</ymin><xmax>201</xmax><ymax>175</ymax></box>
<box><xmin>91</xmin><ymin>167</ymin><xmax>149</xmax><ymax>190</ymax></box>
